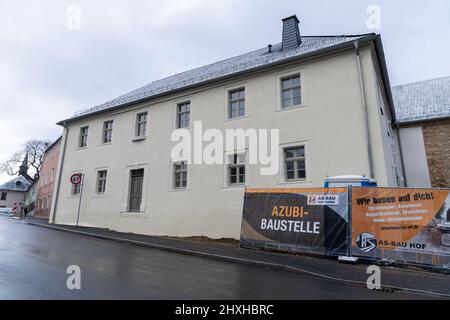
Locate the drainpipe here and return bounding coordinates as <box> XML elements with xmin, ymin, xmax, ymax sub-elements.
<box><xmin>50</xmin><ymin>122</ymin><xmax>69</xmax><ymax>224</ymax></box>
<box><xmin>395</xmin><ymin>122</ymin><xmax>408</xmax><ymax>187</ymax></box>
<box><xmin>354</xmin><ymin>40</ymin><xmax>375</xmax><ymax>179</ymax></box>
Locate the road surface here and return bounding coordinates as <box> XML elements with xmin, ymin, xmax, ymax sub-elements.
<box><xmin>0</xmin><ymin>216</ymin><xmax>439</xmax><ymax>299</ymax></box>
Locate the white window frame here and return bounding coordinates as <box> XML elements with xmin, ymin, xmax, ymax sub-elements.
<box><xmin>224</xmin><ymin>83</ymin><xmax>249</xmax><ymax>122</ymax></box>
<box><xmin>172</xmin><ymin>161</ymin><xmax>188</xmax><ymax>190</ymax></box>
<box><xmin>173</xmin><ymin>97</ymin><xmax>193</xmax><ymax>130</ymax></box>
<box><xmin>276</xmin><ymin>69</ymin><xmax>306</xmax><ymax>111</ymax></box>
<box><xmin>279</xmin><ymin>141</ymin><xmax>311</xmax><ymax>185</ymax></box>
<box><xmin>78</xmin><ymin>126</ymin><xmax>89</xmax><ymax>148</ymax></box>
<box><xmin>94</xmin><ymin>168</ymin><xmax>108</xmax><ymax>196</ymax></box>
<box><xmin>284</xmin><ymin>146</ymin><xmax>306</xmax><ymax>181</ymax></box>
<box><xmin>169</xmin><ymin>160</ymin><xmax>191</xmax><ymax>192</ymax></box>
<box><xmin>133</xmin><ymin>110</ymin><xmax>149</xmax><ymax>140</ymax></box>
<box><xmin>175</xmin><ymin>100</ymin><xmax>191</xmax><ymax>129</ymax></box>
<box><xmin>102</xmin><ymin>120</ymin><xmax>114</xmax><ymax>145</ymax></box>
<box><xmin>224</xmin><ymin>151</ymin><xmax>247</xmax><ymax>188</ymax></box>
<box><xmin>227</xmin><ymin>87</ymin><xmax>246</xmax><ymax>119</ymax></box>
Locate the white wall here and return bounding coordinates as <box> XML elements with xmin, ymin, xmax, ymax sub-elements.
<box><xmin>51</xmin><ymin>46</ymin><xmax>399</xmax><ymax>239</ymax></box>
<box><xmin>399</xmin><ymin>126</ymin><xmax>431</xmax><ymax>187</ymax></box>
<box><xmin>0</xmin><ymin>190</ymin><xmax>25</xmax><ymax>212</ymax></box>
<box><xmin>360</xmin><ymin>46</ymin><xmax>405</xmax><ymax>187</ymax></box>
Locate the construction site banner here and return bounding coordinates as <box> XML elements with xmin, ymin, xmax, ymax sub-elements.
<box><xmin>240</xmin><ymin>188</ymin><xmax>349</xmax><ymax>256</ymax></box>
<box><xmin>351</xmin><ymin>187</ymin><xmax>450</xmax><ymax>268</ymax></box>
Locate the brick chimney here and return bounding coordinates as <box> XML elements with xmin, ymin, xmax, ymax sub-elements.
<box><xmin>282</xmin><ymin>15</ymin><xmax>301</xmax><ymax>51</ymax></box>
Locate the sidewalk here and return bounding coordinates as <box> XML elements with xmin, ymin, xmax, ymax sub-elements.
<box><xmin>25</xmin><ymin>218</ymin><xmax>450</xmax><ymax>298</ymax></box>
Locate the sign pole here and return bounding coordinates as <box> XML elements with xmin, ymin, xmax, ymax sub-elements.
<box><xmin>76</xmin><ymin>174</ymin><xmax>84</xmax><ymax>227</ymax></box>
<box><xmin>347</xmin><ymin>185</ymin><xmax>353</xmax><ymax>257</ymax></box>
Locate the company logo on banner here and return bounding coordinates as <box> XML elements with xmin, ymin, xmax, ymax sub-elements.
<box><xmin>356</xmin><ymin>233</ymin><xmax>377</xmax><ymax>253</ymax></box>
<box><xmin>307</xmin><ymin>195</ymin><xmax>339</xmax><ymax>206</ymax></box>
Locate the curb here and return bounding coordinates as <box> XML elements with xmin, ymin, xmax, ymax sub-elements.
<box><xmin>25</xmin><ymin>221</ymin><xmax>450</xmax><ymax>299</ymax></box>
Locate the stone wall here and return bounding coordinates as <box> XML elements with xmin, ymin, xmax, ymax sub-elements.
<box><xmin>422</xmin><ymin>119</ymin><xmax>450</xmax><ymax>188</ymax></box>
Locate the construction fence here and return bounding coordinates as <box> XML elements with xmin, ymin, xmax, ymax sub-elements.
<box><xmin>240</xmin><ymin>187</ymin><xmax>450</xmax><ymax>269</ymax></box>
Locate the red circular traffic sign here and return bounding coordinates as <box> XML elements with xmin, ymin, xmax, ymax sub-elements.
<box><xmin>70</xmin><ymin>173</ymin><xmax>82</xmax><ymax>185</ymax></box>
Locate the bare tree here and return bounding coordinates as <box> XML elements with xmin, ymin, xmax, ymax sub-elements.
<box><xmin>0</xmin><ymin>140</ymin><xmax>51</xmax><ymax>179</ymax></box>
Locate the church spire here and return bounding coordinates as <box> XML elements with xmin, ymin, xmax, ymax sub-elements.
<box><xmin>19</xmin><ymin>152</ymin><xmax>29</xmax><ymax>176</ymax></box>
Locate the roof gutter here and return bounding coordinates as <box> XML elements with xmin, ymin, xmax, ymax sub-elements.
<box><xmin>372</xmin><ymin>35</ymin><xmax>397</xmax><ymax>123</ymax></box>
<box><xmin>395</xmin><ymin>122</ymin><xmax>408</xmax><ymax>187</ymax></box>
<box><xmin>397</xmin><ymin>115</ymin><xmax>450</xmax><ymax>126</ymax></box>
<box><xmin>58</xmin><ymin>34</ymin><xmax>379</xmax><ymax>126</ymax></box>
<box><xmin>354</xmin><ymin>40</ymin><xmax>375</xmax><ymax>179</ymax></box>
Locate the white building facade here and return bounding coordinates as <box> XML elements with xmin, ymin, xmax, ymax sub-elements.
<box><xmin>50</xmin><ymin>16</ymin><xmax>405</xmax><ymax>239</ymax></box>
<box><xmin>392</xmin><ymin>76</ymin><xmax>450</xmax><ymax>188</ymax></box>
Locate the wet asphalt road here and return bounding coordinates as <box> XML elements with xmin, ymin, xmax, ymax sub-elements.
<box><xmin>0</xmin><ymin>216</ymin><xmax>438</xmax><ymax>300</ymax></box>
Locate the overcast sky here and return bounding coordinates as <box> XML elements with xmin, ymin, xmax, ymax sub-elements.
<box><xmin>1</xmin><ymin>0</ymin><xmax>449</xmax><ymax>184</ymax></box>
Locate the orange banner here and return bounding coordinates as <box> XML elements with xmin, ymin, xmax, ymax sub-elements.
<box><xmin>351</xmin><ymin>187</ymin><xmax>450</xmax><ymax>258</ymax></box>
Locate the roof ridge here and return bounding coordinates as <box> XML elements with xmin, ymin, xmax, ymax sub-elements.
<box><xmin>152</xmin><ymin>35</ymin><xmax>375</xmax><ymax>83</ymax></box>
<box><xmin>302</xmin><ymin>33</ymin><xmax>376</xmax><ymax>38</ymax></box>
<box><xmin>69</xmin><ymin>34</ymin><xmax>373</xmax><ymax>120</ymax></box>
<box><xmin>93</xmin><ymin>37</ymin><xmax>364</xmax><ymax>100</ymax></box>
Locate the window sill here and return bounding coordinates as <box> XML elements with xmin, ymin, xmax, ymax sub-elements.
<box><xmin>278</xmin><ymin>179</ymin><xmax>312</xmax><ymax>185</ymax></box>
<box><xmin>276</xmin><ymin>104</ymin><xmax>307</xmax><ymax>113</ymax></box>
<box><xmin>132</xmin><ymin>136</ymin><xmax>147</xmax><ymax>142</ymax></box>
<box><xmin>99</xmin><ymin>142</ymin><xmax>112</xmax><ymax>147</ymax></box>
<box><xmin>169</xmin><ymin>188</ymin><xmax>190</xmax><ymax>193</ymax></box>
<box><xmin>223</xmin><ymin>184</ymin><xmax>247</xmax><ymax>190</ymax></box>
<box><xmin>224</xmin><ymin>115</ymin><xmax>249</xmax><ymax>123</ymax></box>
<box><xmin>92</xmin><ymin>194</ymin><xmax>107</xmax><ymax>199</ymax></box>
<box><xmin>173</xmin><ymin>126</ymin><xmax>192</xmax><ymax>131</ymax></box>
<box><xmin>120</xmin><ymin>211</ymin><xmax>149</xmax><ymax>218</ymax></box>
<box><xmin>76</xmin><ymin>147</ymin><xmax>87</xmax><ymax>151</ymax></box>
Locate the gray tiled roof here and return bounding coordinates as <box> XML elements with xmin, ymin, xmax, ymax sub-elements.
<box><xmin>70</xmin><ymin>35</ymin><xmax>370</xmax><ymax>119</ymax></box>
<box><xmin>0</xmin><ymin>175</ymin><xmax>32</xmax><ymax>192</ymax></box>
<box><xmin>392</xmin><ymin>76</ymin><xmax>450</xmax><ymax>123</ymax></box>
